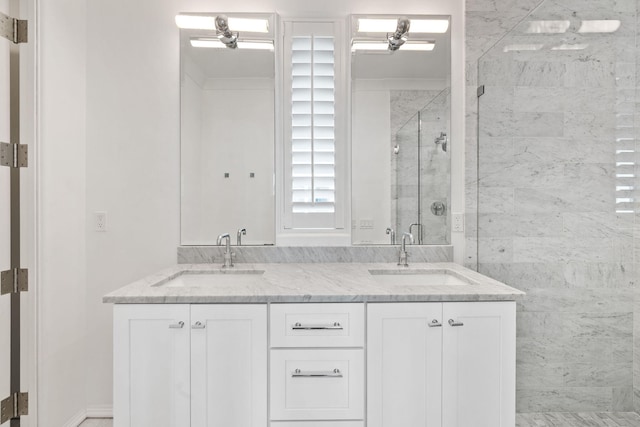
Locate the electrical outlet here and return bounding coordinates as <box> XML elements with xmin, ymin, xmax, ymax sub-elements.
<box><xmin>452</xmin><ymin>213</ymin><xmax>464</xmax><ymax>232</ymax></box>
<box><xmin>95</xmin><ymin>211</ymin><xmax>107</xmax><ymax>232</ymax></box>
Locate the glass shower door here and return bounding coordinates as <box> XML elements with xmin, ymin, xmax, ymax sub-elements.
<box><xmin>476</xmin><ymin>0</ymin><xmax>638</xmax><ymax>413</ymax></box>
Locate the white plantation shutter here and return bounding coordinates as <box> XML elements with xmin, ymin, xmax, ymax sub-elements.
<box><xmin>284</xmin><ymin>22</ymin><xmax>345</xmax><ymax>230</ymax></box>
<box><xmin>291</xmin><ymin>35</ymin><xmax>336</xmax><ymax>213</ymax></box>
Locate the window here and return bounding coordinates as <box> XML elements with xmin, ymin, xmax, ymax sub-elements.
<box><xmin>283</xmin><ymin>21</ymin><xmax>345</xmax><ymax>230</ymax></box>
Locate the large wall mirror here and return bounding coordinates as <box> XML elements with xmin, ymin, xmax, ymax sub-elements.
<box><xmin>351</xmin><ymin>15</ymin><xmax>452</xmax><ymax>245</ymax></box>
<box><xmin>180</xmin><ymin>13</ymin><xmax>276</xmax><ymax>245</ymax></box>
<box><xmin>179</xmin><ymin>13</ymin><xmax>452</xmax><ymax>247</ymax></box>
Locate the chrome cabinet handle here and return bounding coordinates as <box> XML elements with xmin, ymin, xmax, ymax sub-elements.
<box><xmin>192</xmin><ymin>321</ymin><xmax>205</xmax><ymax>329</ymax></box>
<box><xmin>292</xmin><ymin>322</ymin><xmax>343</xmax><ymax>330</ymax></box>
<box><xmin>292</xmin><ymin>368</ymin><xmax>343</xmax><ymax>378</ymax></box>
<box><xmin>168</xmin><ymin>321</ymin><xmax>184</xmax><ymax>329</ymax></box>
<box><xmin>448</xmin><ymin>319</ymin><xmax>464</xmax><ymax>327</ymax></box>
<box><xmin>428</xmin><ymin>319</ymin><xmax>442</xmax><ymax>327</ymax></box>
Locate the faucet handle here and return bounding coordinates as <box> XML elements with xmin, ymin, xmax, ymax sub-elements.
<box><xmin>216</xmin><ymin>232</ymin><xmax>230</xmax><ymax>246</ymax></box>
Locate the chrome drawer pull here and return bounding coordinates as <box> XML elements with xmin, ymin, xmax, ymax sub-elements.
<box><xmin>292</xmin><ymin>368</ymin><xmax>343</xmax><ymax>378</ymax></box>
<box><xmin>428</xmin><ymin>319</ymin><xmax>442</xmax><ymax>327</ymax></box>
<box><xmin>448</xmin><ymin>319</ymin><xmax>464</xmax><ymax>327</ymax></box>
<box><xmin>192</xmin><ymin>321</ymin><xmax>205</xmax><ymax>329</ymax></box>
<box><xmin>292</xmin><ymin>322</ymin><xmax>343</xmax><ymax>330</ymax></box>
<box><xmin>168</xmin><ymin>321</ymin><xmax>184</xmax><ymax>329</ymax></box>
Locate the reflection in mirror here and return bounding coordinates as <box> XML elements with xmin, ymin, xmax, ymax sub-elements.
<box><xmin>179</xmin><ymin>13</ymin><xmax>276</xmax><ymax>245</ymax></box>
<box><xmin>351</xmin><ymin>15</ymin><xmax>451</xmax><ymax>245</ymax></box>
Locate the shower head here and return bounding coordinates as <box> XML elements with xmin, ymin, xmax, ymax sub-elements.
<box><xmin>215</xmin><ymin>14</ymin><xmax>238</xmax><ymax>49</ymax></box>
<box><xmin>388</xmin><ymin>17</ymin><xmax>410</xmax><ymax>51</ymax></box>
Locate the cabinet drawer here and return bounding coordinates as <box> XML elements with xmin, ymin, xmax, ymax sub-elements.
<box><xmin>270</xmin><ymin>303</ymin><xmax>364</xmax><ymax>348</ymax></box>
<box><xmin>271</xmin><ymin>423</ymin><xmax>363</xmax><ymax>427</ymax></box>
<box><xmin>270</xmin><ymin>349</ymin><xmax>364</xmax><ymax>420</ymax></box>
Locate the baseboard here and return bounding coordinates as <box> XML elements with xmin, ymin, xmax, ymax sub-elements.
<box><xmin>62</xmin><ymin>405</ymin><xmax>113</xmax><ymax>427</ymax></box>
<box><xmin>86</xmin><ymin>404</ymin><xmax>113</xmax><ymax>418</ymax></box>
<box><xmin>62</xmin><ymin>409</ymin><xmax>86</xmax><ymax>427</ymax></box>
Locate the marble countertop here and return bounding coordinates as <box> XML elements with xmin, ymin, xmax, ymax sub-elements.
<box><xmin>103</xmin><ymin>262</ymin><xmax>524</xmax><ymax>304</ymax></box>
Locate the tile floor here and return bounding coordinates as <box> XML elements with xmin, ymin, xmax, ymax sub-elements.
<box><xmin>515</xmin><ymin>413</ymin><xmax>640</xmax><ymax>426</ymax></box>
<box><xmin>79</xmin><ymin>413</ymin><xmax>640</xmax><ymax>426</ymax></box>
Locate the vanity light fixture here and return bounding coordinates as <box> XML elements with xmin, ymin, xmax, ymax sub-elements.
<box><xmin>190</xmin><ymin>37</ymin><xmax>274</xmax><ymax>50</ymax></box>
<box><xmin>387</xmin><ymin>17</ymin><xmax>410</xmax><ymax>51</ymax></box>
<box><xmin>351</xmin><ymin>40</ymin><xmax>435</xmax><ymax>52</ymax></box>
<box><xmin>351</xmin><ymin>41</ymin><xmax>388</xmax><ymax>51</ymax></box>
<box><xmin>578</xmin><ymin>19</ymin><xmax>621</xmax><ymax>33</ymax></box>
<box><xmin>175</xmin><ymin>14</ymin><xmax>269</xmax><ymax>33</ymax></box>
<box><xmin>525</xmin><ymin>20</ymin><xmax>570</xmax><ymax>33</ymax></box>
<box><xmin>175</xmin><ymin>14</ymin><xmax>216</xmax><ymax>30</ymax></box>
<box><xmin>357</xmin><ymin>18</ymin><xmax>397</xmax><ymax>33</ymax></box>
<box><xmin>227</xmin><ymin>17</ymin><xmax>269</xmax><ymax>33</ymax></box>
<box><xmin>409</xmin><ymin>19</ymin><xmax>449</xmax><ymax>33</ymax></box>
<box><xmin>215</xmin><ymin>15</ymin><xmax>238</xmax><ymax>49</ymax></box>
<box><xmin>357</xmin><ymin>18</ymin><xmax>449</xmax><ymax>33</ymax></box>
<box><xmin>401</xmin><ymin>41</ymin><xmax>436</xmax><ymax>51</ymax></box>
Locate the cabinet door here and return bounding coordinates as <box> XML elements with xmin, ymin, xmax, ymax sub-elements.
<box><xmin>367</xmin><ymin>303</ymin><xmax>442</xmax><ymax>427</ymax></box>
<box><xmin>191</xmin><ymin>304</ymin><xmax>267</xmax><ymax>427</ymax></box>
<box><xmin>442</xmin><ymin>302</ymin><xmax>516</xmax><ymax>427</ymax></box>
<box><xmin>113</xmin><ymin>304</ymin><xmax>191</xmax><ymax>427</ymax></box>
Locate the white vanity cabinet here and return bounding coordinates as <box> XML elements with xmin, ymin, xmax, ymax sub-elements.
<box><xmin>113</xmin><ymin>304</ymin><xmax>267</xmax><ymax>427</ymax></box>
<box><xmin>113</xmin><ymin>300</ymin><xmax>515</xmax><ymax>427</ymax></box>
<box><xmin>367</xmin><ymin>301</ymin><xmax>516</xmax><ymax>427</ymax></box>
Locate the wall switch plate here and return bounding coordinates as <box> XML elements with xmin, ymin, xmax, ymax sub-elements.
<box><xmin>95</xmin><ymin>211</ymin><xmax>107</xmax><ymax>232</ymax></box>
<box><xmin>452</xmin><ymin>213</ymin><xmax>464</xmax><ymax>232</ymax></box>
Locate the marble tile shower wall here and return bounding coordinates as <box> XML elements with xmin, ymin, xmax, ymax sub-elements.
<box><xmin>466</xmin><ymin>0</ymin><xmax>639</xmax><ymax>413</ymax></box>
<box><xmin>391</xmin><ymin>90</ymin><xmax>439</xmax><ymax>234</ymax></box>
<box><xmin>390</xmin><ymin>90</ymin><xmax>450</xmax><ymax>243</ymax></box>
<box><xmin>419</xmin><ymin>89</ymin><xmax>450</xmax><ymax>244</ymax></box>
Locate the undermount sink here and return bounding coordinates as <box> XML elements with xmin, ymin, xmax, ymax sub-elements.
<box><xmin>368</xmin><ymin>269</ymin><xmax>476</xmax><ymax>286</ymax></box>
<box><xmin>156</xmin><ymin>270</ymin><xmax>266</xmax><ymax>288</ymax></box>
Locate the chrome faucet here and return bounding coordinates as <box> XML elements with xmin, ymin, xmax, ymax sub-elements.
<box><xmin>409</xmin><ymin>223</ymin><xmax>422</xmax><ymax>245</ymax></box>
<box><xmin>398</xmin><ymin>232</ymin><xmax>414</xmax><ymax>267</ymax></box>
<box><xmin>386</xmin><ymin>227</ymin><xmax>396</xmax><ymax>245</ymax></box>
<box><xmin>216</xmin><ymin>233</ymin><xmax>234</xmax><ymax>268</ymax></box>
<box><xmin>237</xmin><ymin>228</ymin><xmax>246</xmax><ymax>246</ymax></box>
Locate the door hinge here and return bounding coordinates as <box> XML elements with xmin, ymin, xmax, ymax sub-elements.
<box><xmin>0</xmin><ymin>12</ymin><xmax>27</xmax><ymax>44</ymax></box>
<box><xmin>477</xmin><ymin>85</ymin><xmax>485</xmax><ymax>98</ymax></box>
<box><xmin>0</xmin><ymin>392</ymin><xmax>28</xmax><ymax>423</ymax></box>
<box><xmin>0</xmin><ymin>268</ymin><xmax>28</xmax><ymax>295</ymax></box>
<box><xmin>0</xmin><ymin>142</ymin><xmax>28</xmax><ymax>168</ymax></box>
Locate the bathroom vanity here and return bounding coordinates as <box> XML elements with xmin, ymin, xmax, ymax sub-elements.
<box><xmin>104</xmin><ymin>263</ymin><xmax>523</xmax><ymax>427</ymax></box>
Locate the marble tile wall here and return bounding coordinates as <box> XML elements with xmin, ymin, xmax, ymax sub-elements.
<box><xmin>177</xmin><ymin>245</ymin><xmax>453</xmax><ymax>264</ymax></box>
<box><xmin>467</xmin><ymin>0</ymin><xmax>638</xmax><ymax>413</ymax></box>
<box><xmin>391</xmin><ymin>89</ymin><xmax>451</xmax><ymax>244</ymax></box>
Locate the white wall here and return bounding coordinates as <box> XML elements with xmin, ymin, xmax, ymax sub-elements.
<box><xmin>78</xmin><ymin>0</ymin><xmax>463</xmax><ymax>412</ymax></box>
<box><xmin>181</xmin><ymin>68</ymin><xmax>205</xmax><ymax>243</ymax></box>
<box><xmin>351</xmin><ymin>90</ymin><xmax>391</xmax><ymax>244</ymax></box>
<box><xmin>38</xmin><ymin>0</ymin><xmax>88</xmax><ymax>424</ymax></box>
<box><xmin>183</xmin><ymin>78</ymin><xmax>275</xmax><ymax>245</ymax></box>
<box><xmin>84</xmin><ymin>0</ymin><xmax>182</xmax><ymax>412</ymax></box>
